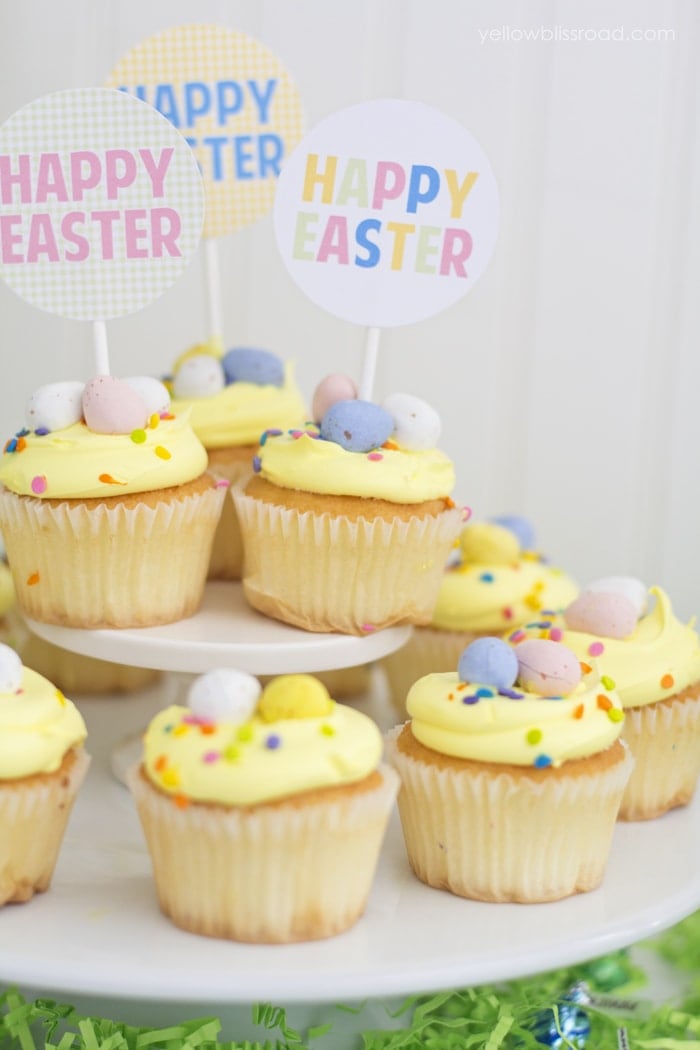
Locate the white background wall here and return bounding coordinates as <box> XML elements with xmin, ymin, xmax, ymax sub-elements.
<box><xmin>1</xmin><ymin>0</ymin><xmax>698</xmax><ymax>617</ymax></box>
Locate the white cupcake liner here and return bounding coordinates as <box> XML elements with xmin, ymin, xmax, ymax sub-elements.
<box><xmin>233</xmin><ymin>488</ymin><xmax>463</xmax><ymax>634</ymax></box>
<box><xmin>128</xmin><ymin>764</ymin><xmax>399</xmax><ymax>943</ymax></box>
<box><xmin>386</xmin><ymin>725</ymin><xmax>633</xmax><ymax>903</ymax></box>
<box><xmin>0</xmin><ymin>482</ymin><xmax>225</xmax><ymax>627</ymax></box>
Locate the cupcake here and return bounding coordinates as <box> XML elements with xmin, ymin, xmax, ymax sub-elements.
<box><xmin>168</xmin><ymin>342</ymin><xmax>307</xmax><ymax>579</ymax></box>
<box><xmin>0</xmin><ymin>642</ymin><xmax>89</xmax><ymax>905</ymax></box>
<box><xmin>514</xmin><ymin>578</ymin><xmax>700</xmax><ymax>821</ymax></box>
<box><xmin>386</xmin><ymin>636</ymin><xmax>632</xmax><ymax>903</ymax></box>
<box><xmin>0</xmin><ymin>374</ymin><xmax>226</xmax><ymax>628</ymax></box>
<box><xmin>382</xmin><ymin>517</ymin><xmax>578</xmax><ymax>713</ymax></box>
<box><xmin>128</xmin><ymin>669</ymin><xmax>398</xmax><ymax>942</ymax></box>
<box><xmin>233</xmin><ymin>382</ymin><xmax>465</xmax><ymax>635</ymax></box>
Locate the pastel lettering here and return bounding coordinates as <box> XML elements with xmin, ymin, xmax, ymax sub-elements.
<box><xmin>445</xmin><ymin>170</ymin><xmax>479</xmax><ymax>219</ymax></box>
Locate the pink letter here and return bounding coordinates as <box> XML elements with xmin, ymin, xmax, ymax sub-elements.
<box><xmin>0</xmin><ymin>215</ymin><xmax>24</xmax><ymax>262</ymax></box>
<box><xmin>36</xmin><ymin>153</ymin><xmax>68</xmax><ymax>203</ymax></box>
<box><xmin>26</xmin><ymin>213</ymin><xmax>60</xmax><ymax>262</ymax></box>
<box><xmin>0</xmin><ymin>154</ymin><xmax>32</xmax><ymax>205</ymax></box>
<box><xmin>61</xmin><ymin>212</ymin><xmax>89</xmax><ymax>261</ymax></box>
<box><xmin>150</xmin><ymin>207</ymin><xmax>181</xmax><ymax>257</ymax></box>
<box><xmin>439</xmin><ymin>228</ymin><xmax>472</xmax><ymax>277</ymax></box>
<box><xmin>316</xmin><ymin>215</ymin><xmax>349</xmax><ymax>264</ymax></box>
<box><xmin>91</xmin><ymin>210</ymin><xmax>120</xmax><ymax>260</ymax></box>
<box><xmin>372</xmin><ymin>161</ymin><xmax>406</xmax><ymax>209</ymax></box>
<box><xmin>139</xmin><ymin>148</ymin><xmax>174</xmax><ymax>198</ymax></box>
<box><xmin>105</xmin><ymin>149</ymin><xmax>137</xmax><ymax>199</ymax></box>
<box><xmin>123</xmin><ymin>208</ymin><xmax>148</xmax><ymax>257</ymax></box>
<box><xmin>70</xmin><ymin>151</ymin><xmax>102</xmax><ymax>201</ymax></box>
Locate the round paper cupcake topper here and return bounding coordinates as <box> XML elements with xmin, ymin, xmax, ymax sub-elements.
<box><xmin>0</xmin><ymin>87</ymin><xmax>205</xmax><ymax>322</ymax></box>
<box><xmin>273</xmin><ymin>98</ymin><xmax>500</xmax><ymax>329</ymax></box>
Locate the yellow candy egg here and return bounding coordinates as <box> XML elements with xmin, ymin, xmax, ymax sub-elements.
<box><xmin>258</xmin><ymin>674</ymin><xmax>334</xmax><ymax>722</ymax></box>
<box><xmin>459</xmin><ymin>522</ymin><xmax>520</xmax><ymax>565</ymax></box>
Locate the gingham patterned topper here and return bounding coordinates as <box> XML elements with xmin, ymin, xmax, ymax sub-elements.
<box><xmin>0</xmin><ymin>87</ymin><xmax>205</xmax><ymax>322</ymax></box>
<box><xmin>106</xmin><ymin>24</ymin><xmax>306</xmax><ymax>239</ymax></box>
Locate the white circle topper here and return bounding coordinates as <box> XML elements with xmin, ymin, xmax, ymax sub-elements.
<box><xmin>0</xmin><ymin>87</ymin><xmax>205</xmax><ymax>321</ymax></box>
<box><xmin>274</xmin><ymin>99</ymin><xmax>500</xmax><ymax>328</ymax></box>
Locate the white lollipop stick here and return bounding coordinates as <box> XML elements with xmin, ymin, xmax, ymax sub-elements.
<box><xmin>358</xmin><ymin>325</ymin><xmax>380</xmax><ymax>401</ymax></box>
<box><xmin>93</xmin><ymin>320</ymin><xmax>110</xmax><ymax>376</ymax></box>
<box><xmin>203</xmin><ymin>238</ymin><xmax>224</xmax><ymax>355</ymax></box>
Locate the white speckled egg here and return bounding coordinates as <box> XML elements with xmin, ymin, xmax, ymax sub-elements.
<box><xmin>122</xmin><ymin>376</ymin><xmax>171</xmax><ymax>416</ymax></box>
<box><xmin>188</xmin><ymin>668</ymin><xmax>261</xmax><ymax>724</ymax></box>
<box><xmin>312</xmin><ymin>373</ymin><xmax>358</xmax><ymax>423</ymax></box>
<box><xmin>584</xmin><ymin>576</ymin><xmax>648</xmax><ymax>619</ymax></box>
<box><xmin>0</xmin><ymin>643</ymin><xmax>23</xmax><ymax>692</ymax></box>
<box><xmin>25</xmin><ymin>381</ymin><xmax>85</xmax><ymax>432</ymax></box>
<box><xmin>564</xmin><ymin>591</ymin><xmax>638</xmax><ymax>640</ymax></box>
<box><xmin>172</xmin><ymin>354</ymin><xmax>225</xmax><ymax>399</ymax></box>
<box><xmin>382</xmin><ymin>392</ymin><xmax>442</xmax><ymax>451</ymax></box>
<box><xmin>82</xmin><ymin>375</ymin><xmax>149</xmax><ymax>435</ymax></box>
<box><xmin>515</xmin><ymin>639</ymin><xmax>582</xmax><ymax>697</ymax></box>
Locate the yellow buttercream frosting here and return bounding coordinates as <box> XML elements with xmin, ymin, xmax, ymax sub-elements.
<box><xmin>0</xmin><ymin>666</ymin><xmax>87</xmax><ymax>779</ymax></box>
<box><xmin>407</xmin><ymin>667</ymin><xmax>624</xmax><ymax>767</ymax></box>
<box><xmin>513</xmin><ymin>587</ymin><xmax>700</xmax><ymax>710</ymax></box>
<box><xmin>255</xmin><ymin>427</ymin><xmax>455</xmax><ymax>504</ymax></box>
<box><xmin>170</xmin><ymin>363</ymin><xmax>307</xmax><ymax>449</ymax></box>
<box><xmin>143</xmin><ymin>700</ymin><xmax>384</xmax><ymax>806</ymax></box>
<box><xmin>0</xmin><ymin>412</ymin><xmax>208</xmax><ymax>499</ymax></box>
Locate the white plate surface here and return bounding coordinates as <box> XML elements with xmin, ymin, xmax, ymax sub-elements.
<box><xmin>1</xmin><ymin>685</ymin><xmax>698</xmax><ymax>1006</ymax></box>
<box><xmin>25</xmin><ymin>581</ymin><xmax>412</xmax><ymax>674</ymax></box>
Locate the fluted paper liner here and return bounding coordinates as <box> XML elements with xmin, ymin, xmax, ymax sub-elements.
<box><xmin>0</xmin><ymin>748</ymin><xmax>90</xmax><ymax>905</ymax></box>
<box><xmin>233</xmin><ymin>488</ymin><xmax>464</xmax><ymax>634</ymax></box>
<box><xmin>128</xmin><ymin>763</ymin><xmax>399</xmax><ymax>943</ymax></box>
<box><xmin>386</xmin><ymin>725</ymin><xmax>633</xmax><ymax>903</ymax></box>
<box><xmin>0</xmin><ymin>482</ymin><xmax>225</xmax><ymax>627</ymax></box>
<box><xmin>619</xmin><ymin>688</ymin><xmax>700</xmax><ymax>820</ymax></box>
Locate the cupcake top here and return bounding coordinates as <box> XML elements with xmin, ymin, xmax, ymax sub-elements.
<box><xmin>406</xmin><ymin>636</ymin><xmax>624</xmax><ymax>767</ymax></box>
<box><xmin>252</xmin><ymin>381</ymin><xmax>455</xmax><ymax>504</ymax></box>
<box><xmin>0</xmin><ymin>642</ymin><xmax>87</xmax><ymax>779</ymax></box>
<box><xmin>142</xmin><ymin>670</ymin><xmax>384</xmax><ymax>806</ymax></box>
<box><xmin>431</xmin><ymin>519</ymin><xmax>578</xmax><ymax>632</ymax></box>
<box><xmin>168</xmin><ymin>343</ymin><xmax>307</xmax><ymax>449</ymax></box>
<box><xmin>0</xmin><ymin>375</ymin><xmax>208</xmax><ymax>499</ymax></box>
<box><xmin>509</xmin><ymin>579</ymin><xmax>700</xmax><ymax>710</ymax></box>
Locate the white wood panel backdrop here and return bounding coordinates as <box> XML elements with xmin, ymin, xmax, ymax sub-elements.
<box><xmin>1</xmin><ymin>0</ymin><xmax>698</xmax><ymax>618</ymax></box>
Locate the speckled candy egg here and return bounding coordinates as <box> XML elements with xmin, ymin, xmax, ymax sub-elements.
<box><xmin>458</xmin><ymin>637</ymin><xmax>518</xmax><ymax>690</ymax></box>
<box><xmin>320</xmin><ymin>399</ymin><xmax>394</xmax><ymax>453</ymax></box>
<box><xmin>564</xmin><ymin>591</ymin><xmax>638</xmax><ymax>640</ymax></box>
<box><xmin>584</xmin><ymin>576</ymin><xmax>648</xmax><ymax>619</ymax></box>
<box><xmin>490</xmin><ymin>514</ymin><xmax>536</xmax><ymax>552</ymax></box>
<box><xmin>311</xmin><ymin>373</ymin><xmax>358</xmax><ymax>423</ymax></box>
<box><xmin>222</xmin><ymin>347</ymin><xmax>284</xmax><ymax>387</ymax></box>
<box><xmin>82</xmin><ymin>376</ymin><xmax>149</xmax><ymax>435</ymax></box>
<box><xmin>515</xmin><ymin>639</ymin><xmax>582</xmax><ymax>697</ymax></box>
<box><xmin>0</xmin><ymin>643</ymin><xmax>22</xmax><ymax>693</ymax></box>
<box><xmin>258</xmin><ymin>674</ymin><xmax>334</xmax><ymax>722</ymax></box>
<box><xmin>188</xmin><ymin>668</ymin><xmax>261</xmax><ymax>724</ymax></box>
<box><xmin>123</xmin><ymin>376</ymin><xmax>171</xmax><ymax>416</ymax></box>
<box><xmin>25</xmin><ymin>381</ymin><xmax>85</xmax><ymax>433</ymax></box>
<box><xmin>172</xmin><ymin>354</ymin><xmax>225</xmax><ymax>399</ymax></box>
<box><xmin>459</xmin><ymin>522</ymin><xmax>520</xmax><ymax>565</ymax></box>
<box><xmin>382</xmin><ymin>393</ymin><xmax>442</xmax><ymax>451</ymax></box>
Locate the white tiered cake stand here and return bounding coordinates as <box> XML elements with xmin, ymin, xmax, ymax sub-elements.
<box><xmin>3</xmin><ymin>582</ymin><xmax>699</xmax><ymax>1033</ymax></box>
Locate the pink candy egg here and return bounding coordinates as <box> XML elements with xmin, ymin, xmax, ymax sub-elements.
<box><xmin>515</xmin><ymin>639</ymin><xmax>582</xmax><ymax>697</ymax></box>
<box><xmin>312</xmin><ymin>373</ymin><xmax>358</xmax><ymax>423</ymax></box>
<box><xmin>82</xmin><ymin>375</ymin><xmax>149</xmax><ymax>435</ymax></box>
<box><xmin>564</xmin><ymin>591</ymin><xmax>638</xmax><ymax>640</ymax></box>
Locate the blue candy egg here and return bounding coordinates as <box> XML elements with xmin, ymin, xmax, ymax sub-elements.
<box><xmin>490</xmin><ymin>514</ymin><xmax>536</xmax><ymax>551</ymax></box>
<box><xmin>458</xmin><ymin>637</ymin><xmax>518</xmax><ymax>690</ymax></box>
<box><xmin>320</xmin><ymin>399</ymin><xmax>394</xmax><ymax>453</ymax></box>
<box><xmin>221</xmin><ymin>347</ymin><xmax>285</xmax><ymax>387</ymax></box>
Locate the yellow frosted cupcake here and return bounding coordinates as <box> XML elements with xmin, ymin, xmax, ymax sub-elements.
<box><xmin>129</xmin><ymin>669</ymin><xmax>398</xmax><ymax>942</ymax></box>
<box><xmin>233</xmin><ymin>387</ymin><xmax>464</xmax><ymax>635</ymax></box>
<box><xmin>387</xmin><ymin>635</ymin><xmax>632</xmax><ymax>902</ymax></box>
<box><xmin>513</xmin><ymin>579</ymin><xmax>700</xmax><ymax>821</ymax></box>
<box><xmin>0</xmin><ymin>374</ymin><xmax>225</xmax><ymax>628</ymax></box>
<box><xmin>382</xmin><ymin>517</ymin><xmax>578</xmax><ymax>713</ymax></box>
<box><xmin>0</xmin><ymin>642</ymin><xmax>89</xmax><ymax>905</ymax></box>
<box><xmin>168</xmin><ymin>342</ymin><xmax>307</xmax><ymax>579</ymax></box>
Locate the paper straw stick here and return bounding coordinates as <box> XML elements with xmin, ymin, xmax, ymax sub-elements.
<box><xmin>202</xmin><ymin>237</ymin><xmax>224</xmax><ymax>354</ymax></box>
<box><xmin>358</xmin><ymin>326</ymin><xmax>380</xmax><ymax>401</ymax></box>
<box><xmin>93</xmin><ymin>320</ymin><xmax>110</xmax><ymax>375</ymax></box>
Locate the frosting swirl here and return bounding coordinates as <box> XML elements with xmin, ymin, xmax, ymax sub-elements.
<box><xmin>143</xmin><ymin>698</ymin><xmax>383</xmax><ymax>806</ymax></box>
<box><xmin>254</xmin><ymin>427</ymin><xmax>455</xmax><ymax>504</ymax></box>
<box><xmin>0</xmin><ymin>666</ymin><xmax>87</xmax><ymax>779</ymax></box>
<box><xmin>406</xmin><ymin>666</ymin><xmax>624</xmax><ymax>767</ymax></box>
